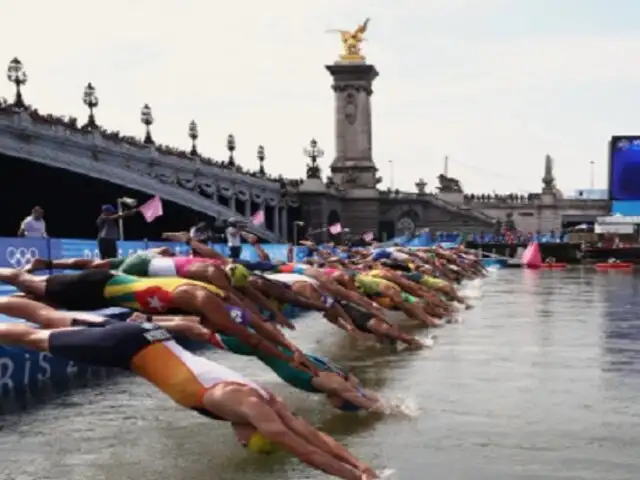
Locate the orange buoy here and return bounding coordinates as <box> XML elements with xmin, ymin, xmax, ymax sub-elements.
<box><xmin>541</xmin><ymin>263</ymin><xmax>568</xmax><ymax>269</ymax></box>
<box><xmin>594</xmin><ymin>262</ymin><xmax>634</xmax><ymax>271</ymax></box>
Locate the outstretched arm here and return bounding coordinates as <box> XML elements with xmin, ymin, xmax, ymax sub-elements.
<box><xmin>240</xmin><ymin>397</ymin><xmax>362</xmax><ymax>479</ymax></box>
<box><xmin>271</xmin><ymin>398</ymin><xmax>374</xmax><ymax>475</ymax></box>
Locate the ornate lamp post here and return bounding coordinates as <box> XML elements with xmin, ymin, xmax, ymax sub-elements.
<box><xmin>303</xmin><ymin>138</ymin><xmax>324</xmax><ymax>179</ymax></box>
<box><xmin>6</xmin><ymin>57</ymin><xmax>27</xmax><ymax>109</ymax></box>
<box><xmin>82</xmin><ymin>82</ymin><xmax>99</xmax><ymax>129</ymax></box>
<box><xmin>257</xmin><ymin>145</ymin><xmax>266</xmax><ymax>176</ymax></box>
<box><xmin>140</xmin><ymin>104</ymin><xmax>154</xmax><ymax>145</ymax></box>
<box><xmin>226</xmin><ymin>134</ymin><xmax>236</xmax><ymax>167</ymax></box>
<box><xmin>188</xmin><ymin>120</ymin><xmax>199</xmax><ymax>156</ymax></box>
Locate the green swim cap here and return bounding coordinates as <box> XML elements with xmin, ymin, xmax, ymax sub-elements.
<box><xmin>247</xmin><ymin>431</ymin><xmax>278</xmax><ymax>454</ymax></box>
<box><xmin>226</xmin><ymin>264</ymin><xmax>251</xmax><ymax>287</ymax></box>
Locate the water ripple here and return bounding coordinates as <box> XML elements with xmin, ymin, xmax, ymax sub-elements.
<box><xmin>2</xmin><ymin>269</ymin><xmax>640</xmax><ymax>479</ymax></box>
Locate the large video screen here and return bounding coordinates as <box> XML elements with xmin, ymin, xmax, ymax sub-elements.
<box><xmin>610</xmin><ymin>136</ymin><xmax>640</xmax><ymax>200</ymax></box>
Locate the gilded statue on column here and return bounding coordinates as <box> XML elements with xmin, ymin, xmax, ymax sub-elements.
<box><xmin>326</xmin><ymin>18</ymin><xmax>370</xmax><ymax>62</ymax></box>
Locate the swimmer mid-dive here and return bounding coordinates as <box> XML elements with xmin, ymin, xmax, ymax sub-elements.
<box><xmin>0</xmin><ymin>296</ymin><xmax>378</xmax><ymax>480</ymax></box>
<box><xmin>206</xmin><ymin>331</ymin><xmax>385</xmax><ymax>412</ymax></box>
<box><xmin>0</xmin><ymin>268</ymin><xmax>317</xmax><ymax>373</ymax></box>
<box><xmin>23</xmin><ymin>249</ymin><xmax>297</xmax><ymax>330</ymax></box>
<box><xmin>337</xmin><ymin>300</ymin><xmax>425</xmax><ymax>348</ymax></box>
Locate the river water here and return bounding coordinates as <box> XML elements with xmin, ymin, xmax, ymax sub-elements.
<box><xmin>1</xmin><ymin>268</ymin><xmax>640</xmax><ymax>479</ymax></box>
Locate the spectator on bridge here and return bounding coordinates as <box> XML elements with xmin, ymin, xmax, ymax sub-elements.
<box><xmin>18</xmin><ymin>206</ymin><xmax>47</xmax><ymax>238</ymax></box>
<box><xmin>97</xmin><ymin>204</ymin><xmax>138</xmax><ymax>259</ymax></box>
<box><xmin>225</xmin><ymin>218</ymin><xmax>244</xmax><ymax>260</ymax></box>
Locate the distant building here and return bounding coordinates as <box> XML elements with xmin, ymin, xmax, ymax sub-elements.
<box><xmin>570</xmin><ymin>189</ymin><xmax>608</xmax><ymax>200</ymax></box>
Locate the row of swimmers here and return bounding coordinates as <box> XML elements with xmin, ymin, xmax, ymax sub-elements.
<box><xmin>0</xmin><ymin>233</ymin><xmax>486</xmax><ymax>480</ymax></box>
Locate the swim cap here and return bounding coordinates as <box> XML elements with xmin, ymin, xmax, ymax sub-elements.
<box><xmin>246</xmin><ymin>431</ymin><xmax>278</xmax><ymax>454</ymax></box>
<box><xmin>226</xmin><ymin>264</ymin><xmax>251</xmax><ymax>287</ymax></box>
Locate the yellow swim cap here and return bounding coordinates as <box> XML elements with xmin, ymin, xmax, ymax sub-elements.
<box><xmin>246</xmin><ymin>431</ymin><xmax>278</xmax><ymax>454</ymax></box>
<box><xmin>226</xmin><ymin>264</ymin><xmax>251</xmax><ymax>287</ymax></box>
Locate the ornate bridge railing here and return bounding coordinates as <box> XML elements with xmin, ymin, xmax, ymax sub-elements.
<box><xmin>0</xmin><ymin>112</ymin><xmax>284</xmax><ymax>241</ymax></box>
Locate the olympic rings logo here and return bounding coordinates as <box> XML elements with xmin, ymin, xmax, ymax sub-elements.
<box><xmin>83</xmin><ymin>249</ymin><xmax>101</xmax><ymax>259</ymax></box>
<box><xmin>6</xmin><ymin>247</ymin><xmax>39</xmax><ymax>268</ymax></box>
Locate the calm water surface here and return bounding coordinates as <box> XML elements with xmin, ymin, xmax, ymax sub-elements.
<box><xmin>2</xmin><ymin>268</ymin><xmax>640</xmax><ymax>479</ymax></box>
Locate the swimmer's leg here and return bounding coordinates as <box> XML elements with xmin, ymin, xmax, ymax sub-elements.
<box><xmin>0</xmin><ymin>296</ymin><xmax>91</xmax><ymax>328</ymax></box>
<box><xmin>23</xmin><ymin>257</ymin><xmax>109</xmax><ymax>273</ymax></box>
<box><xmin>0</xmin><ymin>323</ymin><xmax>51</xmax><ymax>351</ymax></box>
<box><xmin>0</xmin><ymin>268</ymin><xmax>48</xmax><ymax>298</ymax></box>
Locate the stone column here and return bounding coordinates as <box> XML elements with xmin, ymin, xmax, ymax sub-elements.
<box><xmin>281</xmin><ymin>207</ymin><xmax>288</xmax><ymax>241</ymax></box>
<box><xmin>230</xmin><ymin>195</ymin><xmax>237</xmax><ymax>214</ymax></box>
<box><xmin>244</xmin><ymin>199</ymin><xmax>251</xmax><ymax>218</ymax></box>
<box><xmin>274</xmin><ymin>205</ymin><xmax>280</xmax><ymax>240</ymax></box>
<box><xmin>325</xmin><ymin>62</ymin><xmax>379</xmax><ymax>189</ymax></box>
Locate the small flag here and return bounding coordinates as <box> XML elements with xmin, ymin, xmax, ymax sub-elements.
<box><xmin>251</xmin><ymin>209</ymin><xmax>265</xmax><ymax>226</ymax></box>
<box><xmin>362</xmin><ymin>231</ymin><xmax>375</xmax><ymax>242</ymax></box>
<box><xmin>328</xmin><ymin>223</ymin><xmax>342</xmax><ymax>235</ymax></box>
<box><xmin>139</xmin><ymin>196</ymin><xmax>163</xmax><ymax>223</ymax></box>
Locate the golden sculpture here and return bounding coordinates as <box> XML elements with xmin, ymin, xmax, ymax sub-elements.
<box><xmin>326</xmin><ymin>18</ymin><xmax>370</xmax><ymax>62</ymax></box>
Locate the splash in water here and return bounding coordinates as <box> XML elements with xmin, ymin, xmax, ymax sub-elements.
<box><xmin>378</xmin><ymin>467</ymin><xmax>398</xmax><ymax>479</ymax></box>
<box><xmin>461</xmin><ymin>279</ymin><xmax>483</xmax><ymax>300</ymax></box>
<box><xmin>378</xmin><ymin>394</ymin><xmax>421</xmax><ymax>417</ymax></box>
<box><xmin>419</xmin><ymin>333</ymin><xmax>436</xmax><ymax>347</ymax></box>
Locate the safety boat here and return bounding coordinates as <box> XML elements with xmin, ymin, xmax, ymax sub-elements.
<box><xmin>594</xmin><ymin>262</ymin><xmax>634</xmax><ymax>271</ymax></box>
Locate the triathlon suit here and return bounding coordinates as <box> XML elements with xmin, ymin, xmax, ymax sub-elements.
<box><xmin>236</xmin><ymin>260</ymin><xmax>279</xmax><ymax>272</ymax></box>
<box><xmin>209</xmin><ymin>333</ymin><xmax>365</xmax><ymax>411</ymax></box>
<box><xmin>49</xmin><ymin>318</ymin><xmax>270</xmax><ymax>419</ymax></box>
<box><xmin>266</xmin><ymin>272</ymin><xmax>319</xmax><ymax>286</ymax></box>
<box><xmin>321</xmin><ymin>268</ymin><xmax>341</xmax><ymax>278</ymax></box>
<box><xmin>338</xmin><ymin>301</ymin><xmax>373</xmax><ymax>333</ymax></box>
<box><xmin>43</xmin><ymin>270</ymin><xmax>225</xmax><ymax>312</ymax></box>
<box><xmin>370</xmin><ymin>249</ymin><xmax>392</xmax><ymax>261</ymax></box>
<box><xmin>272</xmin><ymin>263</ymin><xmax>309</xmax><ymax>275</ymax></box>
<box><xmin>353</xmin><ymin>275</ymin><xmax>389</xmax><ymax>297</ymax></box>
<box><xmin>355</xmin><ymin>275</ymin><xmax>418</xmax><ymax>307</ymax></box>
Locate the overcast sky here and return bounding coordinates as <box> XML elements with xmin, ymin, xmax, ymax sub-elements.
<box><xmin>2</xmin><ymin>0</ymin><xmax>637</xmax><ymax>195</ymax></box>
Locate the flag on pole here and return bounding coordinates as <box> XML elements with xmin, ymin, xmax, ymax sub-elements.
<box><xmin>251</xmin><ymin>209</ymin><xmax>265</xmax><ymax>226</ymax></box>
<box><xmin>139</xmin><ymin>196</ymin><xmax>163</xmax><ymax>223</ymax></box>
<box><xmin>362</xmin><ymin>231</ymin><xmax>375</xmax><ymax>242</ymax></box>
<box><xmin>328</xmin><ymin>223</ymin><xmax>342</xmax><ymax>235</ymax></box>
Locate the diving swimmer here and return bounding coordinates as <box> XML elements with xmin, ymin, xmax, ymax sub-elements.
<box><xmin>0</xmin><ymin>268</ymin><xmax>315</xmax><ymax>372</ymax></box>
<box><xmin>206</xmin><ymin>330</ymin><xmax>384</xmax><ymax>412</ymax></box>
<box><xmin>0</xmin><ymin>296</ymin><xmax>378</xmax><ymax>480</ymax></box>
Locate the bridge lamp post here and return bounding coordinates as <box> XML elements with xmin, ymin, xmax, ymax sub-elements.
<box><xmin>188</xmin><ymin>120</ymin><xmax>199</xmax><ymax>157</ymax></box>
<box><xmin>303</xmin><ymin>138</ymin><xmax>324</xmax><ymax>179</ymax></box>
<box><xmin>257</xmin><ymin>145</ymin><xmax>266</xmax><ymax>177</ymax></box>
<box><xmin>140</xmin><ymin>104</ymin><xmax>154</xmax><ymax>145</ymax></box>
<box><xmin>82</xmin><ymin>82</ymin><xmax>99</xmax><ymax>129</ymax></box>
<box><xmin>226</xmin><ymin>134</ymin><xmax>236</xmax><ymax>167</ymax></box>
<box><xmin>6</xmin><ymin>57</ymin><xmax>27</xmax><ymax>109</ymax></box>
